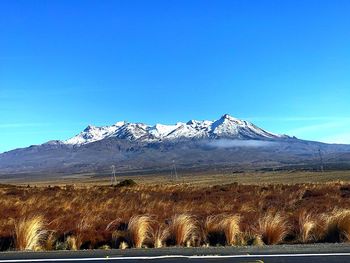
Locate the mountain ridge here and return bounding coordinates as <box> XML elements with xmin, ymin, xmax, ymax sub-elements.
<box><xmin>1</xmin><ymin>114</ymin><xmax>350</xmax><ymax>178</ymax></box>
<box><xmin>62</xmin><ymin>114</ymin><xmax>290</xmax><ymax>146</ymax></box>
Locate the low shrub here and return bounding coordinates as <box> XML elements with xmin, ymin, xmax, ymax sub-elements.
<box><xmin>116</xmin><ymin>179</ymin><xmax>137</xmax><ymax>187</ymax></box>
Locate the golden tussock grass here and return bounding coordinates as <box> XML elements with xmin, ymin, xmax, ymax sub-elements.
<box><xmin>127</xmin><ymin>215</ymin><xmax>152</xmax><ymax>248</ymax></box>
<box><xmin>324</xmin><ymin>209</ymin><xmax>350</xmax><ymax>242</ymax></box>
<box><xmin>44</xmin><ymin>231</ymin><xmax>57</xmax><ymax>250</ymax></box>
<box><xmin>150</xmin><ymin>224</ymin><xmax>169</xmax><ymax>248</ymax></box>
<box><xmin>14</xmin><ymin>215</ymin><xmax>47</xmax><ymax>251</ymax></box>
<box><xmin>296</xmin><ymin>210</ymin><xmax>316</xmax><ymax>243</ymax></box>
<box><xmin>66</xmin><ymin>236</ymin><xmax>78</xmax><ymax>251</ymax></box>
<box><xmin>203</xmin><ymin>215</ymin><xmax>222</xmax><ymax>245</ymax></box>
<box><xmin>242</xmin><ymin>231</ymin><xmax>264</xmax><ymax>246</ymax></box>
<box><xmin>119</xmin><ymin>241</ymin><xmax>128</xmax><ymax>249</ymax></box>
<box><xmin>220</xmin><ymin>215</ymin><xmax>242</xmax><ymax>246</ymax></box>
<box><xmin>0</xmin><ymin>181</ymin><xmax>350</xmax><ymax>250</ymax></box>
<box><xmin>169</xmin><ymin>214</ymin><xmax>197</xmax><ymax>246</ymax></box>
<box><xmin>257</xmin><ymin>213</ymin><xmax>288</xmax><ymax>245</ymax></box>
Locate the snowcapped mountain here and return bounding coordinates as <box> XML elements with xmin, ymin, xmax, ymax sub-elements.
<box><xmin>64</xmin><ymin>121</ymin><xmax>126</xmax><ymax>145</ymax></box>
<box><xmin>1</xmin><ymin>113</ymin><xmax>350</xmax><ymax>178</ymax></box>
<box><xmin>62</xmin><ymin>114</ymin><xmax>288</xmax><ymax>146</ymax></box>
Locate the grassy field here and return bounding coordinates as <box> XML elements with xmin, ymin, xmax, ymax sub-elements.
<box><xmin>4</xmin><ymin>170</ymin><xmax>350</xmax><ymax>187</ymax></box>
<box><xmin>1</xmin><ymin>171</ymin><xmax>350</xmax><ymax>251</ymax></box>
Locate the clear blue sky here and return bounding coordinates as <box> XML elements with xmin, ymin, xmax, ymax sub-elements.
<box><xmin>1</xmin><ymin>0</ymin><xmax>350</xmax><ymax>153</ymax></box>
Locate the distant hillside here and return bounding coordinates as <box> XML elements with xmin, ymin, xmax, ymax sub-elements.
<box><xmin>1</xmin><ymin>114</ymin><xmax>350</xmax><ymax>178</ymax></box>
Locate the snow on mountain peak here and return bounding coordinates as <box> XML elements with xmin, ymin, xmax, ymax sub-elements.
<box><xmin>62</xmin><ymin>114</ymin><xmax>288</xmax><ymax>145</ymax></box>
<box><xmin>114</xmin><ymin>121</ymin><xmax>126</xmax><ymax>127</ymax></box>
<box><xmin>221</xmin><ymin>113</ymin><xmax>235</xmax><ymax>120</ymax></box>
<box><xmin>149</xmin><ymin>123</ymin><xmax>182</xmax><ymax>138</ymax></box>
<box><xmin>65</xmin><ymin>124</ymin><xmax>120</xmax><ymax>145</ymax></box>
<box><xmin>220</xmin><ymin>114</ymin><xmax>244</xmax><ymax>124</ymax></box>
<box><xmin>84</xmin><ymin>125</ymin><xmax>95</xmax><ymax>131</ymax></box>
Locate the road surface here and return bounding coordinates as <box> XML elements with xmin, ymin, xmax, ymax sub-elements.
<box><xmin>0</xmin><ymin>244</ymin><xmax>350</xmax><ymax>262</ymax></box>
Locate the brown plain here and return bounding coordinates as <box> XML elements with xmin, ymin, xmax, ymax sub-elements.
<box><xmin>0</xmin><ymin>170</ymin><xmax>350</xmax><ymax>251</ymax></box>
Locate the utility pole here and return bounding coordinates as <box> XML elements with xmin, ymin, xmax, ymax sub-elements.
<box><xmin>170</xmin><ymin>160</ymin><xmax>179</xmax><ymax>181</ymax></box>
<box><xmin>111</xmin><ymin>165</ymin><xmax>117</xmax><ymax>185</ymax></box>
<box><xmin>318</xmin><ymin>149</ymin><xmax>324</xmax><ymax>172</ymax></box>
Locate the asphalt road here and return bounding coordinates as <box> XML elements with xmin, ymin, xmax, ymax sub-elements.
<box><xmin>1</xmin><ymin>244</ymin><xmax>350</xmax><ymax>263</ymax></box>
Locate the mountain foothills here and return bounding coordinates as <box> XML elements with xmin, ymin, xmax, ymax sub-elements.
<box><xmin>1</xmin><ymin>114</ymin><xmax>350</xmax><ymax>177</ymax></box>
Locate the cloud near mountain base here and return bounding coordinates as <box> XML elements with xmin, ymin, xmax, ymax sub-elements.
<box><xmin>206</xmin><ymin>139</ymin><xmax>277</xmax><ymax>148</ymax></box>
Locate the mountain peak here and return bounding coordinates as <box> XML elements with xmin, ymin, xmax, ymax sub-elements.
<box><xmin>63</xmin><ymin>114</ymin><xmax>288</xmax><ymax>145</ymax></box>
<box><xmin>221</xmin><ymin>113</ymin><xmax>233</xmax><ymax>119</ymax></box>
<box><xmin>84</xmin><ymin>125</ymin><xmax>96</xmax><ymax>131</ymax></box>
<box><xmin>186</xmin><ymin>119</ymin><xmax>199</xmax><ymax>125</ymax></box>
<box><xmin>220</xmin><ymin>114</ymin><xmax>242</xmax><ymax>123</ymax></box>
<box><xmin>114</xmin><ymin>121</ymin><xmax>126</xmax><ymax>126</ymax></box>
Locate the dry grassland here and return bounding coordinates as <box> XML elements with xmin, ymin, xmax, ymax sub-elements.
<box><xmin>1</xmin><ymin>173</ymin><xmax>350</xmax><ymax>251</ymax></box>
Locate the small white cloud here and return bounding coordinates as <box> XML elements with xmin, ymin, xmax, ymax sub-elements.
<box><xmin>206</xmin><ymin>139</ymin><xmax>276</xmax><ymax>148</ymax></box>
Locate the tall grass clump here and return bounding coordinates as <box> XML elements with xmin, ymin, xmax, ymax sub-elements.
<box><xmin>203</xmin><ymin>214</ymin><xmax>242</xmax><ymax>246</ymax></box>
<box><xmin>127</xmin><ymin>215</ymin><xmax>152</xmax><ymax>248</ymax></box>
<box><xmin>169</xmin><ymin>214</ymin><xmax>197</xmax><ymax>246</ymax></box>
<box><xmin>296</xmin><ymin>210</ymin><xmax>315</xmax><ymax>243</ymax></box>
<box><xmin>220</xmin><ymin>215</ymin><xmax>242</xmax><ymax>245</ymax></box>
<box><xmin>203</xmin><ymin>215</ymin><xmax>223</xmax><ymax>245</ymax></box>
<box><xmin>109</xmin><ymin>219</ymin><xmax>128</xmax><ymax>249</ymax></box>
<box><xmin>258</xmin><ymin>213</ymin><xmax>288</xmax><ymax>245</ymax></box>
<box><xmin>66</xmin><ymin>236</ymin><xmax>78</xmax><ymax>250</ymax></box>
<box><xmin>150</xmin><ymin>224</ymin><xmax>169</xmax><ymax>248</ymax></box>
<box><xmin>324</xmin><ymin>209</ymin><xmax>350</xmax><ymax>242</ymax></box>
<box><xmin>14</xmin><ymin>216</ymin><xmax>47</xmax><ymax>251</ymax></box>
